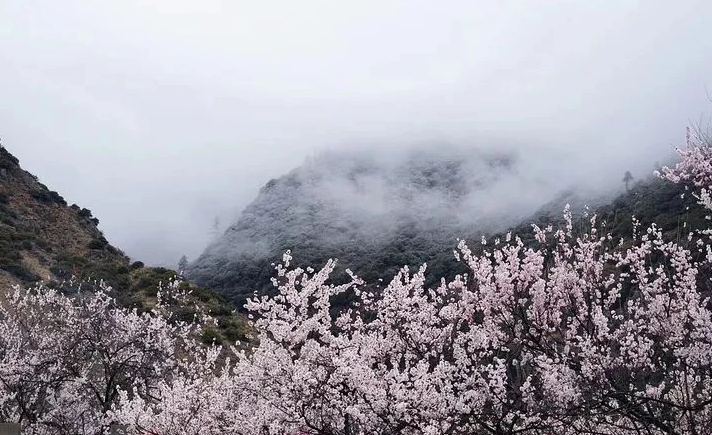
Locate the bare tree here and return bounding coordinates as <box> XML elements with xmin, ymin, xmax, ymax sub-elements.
<box><xmin>210</xmin><ymin>216</ymin><xmax>221</xmax><ymax>241</ymax></box>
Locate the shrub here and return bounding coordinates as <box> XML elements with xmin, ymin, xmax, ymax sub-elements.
<box><xmin>30</xmin><ymin>190</ymin><xmax>66</xmax><ymax>205</ymax></box>
<box><xmin>87</xmin><ymin>239</ymin><xmax>107</xmax><ymax>250</ymax></box>
<box><xmin>171</xmin><ymin>307</ymin><xmax>197</xmax><ymax>324</ymax></box>
<box><xmin>218</xmin><ymin>319</ymin><xmax>246</xmax><ymax>343</ymax></box>
<box><xmin>78</xmin><ymin>208</ymin><xmax>93</xmax><ymax>218</ymax></box>
<box><xmin>200</xmin><ymin>328</ymin><xmax>221</xmax><ymax>345</ymax></box>
<box><xmin>2</xmin><ymin>262</ymin><xmax>38</xmax><ymax>281</ymax></box>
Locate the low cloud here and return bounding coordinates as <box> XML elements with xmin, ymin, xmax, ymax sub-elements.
<box><xmin>1</xmin><ymin>1</ymin><xmax>710</xmax><ymax>265</ymax></box>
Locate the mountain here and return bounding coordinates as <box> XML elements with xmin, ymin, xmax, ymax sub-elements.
<box><xmin>188</xmin><ymin>145</ymin><xmax>597</xmax><ymax>304</ymax></box>
<box><xmin>0</xmin><ymin>144</ymin><xmax>248</xmax><ymax>345</ymax></box>
<box><xmin>189</xmin><ymin>144</ymin><xmax>705</xmax><ymax>308</ymax></box>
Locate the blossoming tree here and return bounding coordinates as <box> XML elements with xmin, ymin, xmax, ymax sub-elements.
<box><xmin>0</xmin><ymin>281</ymin><xmax>201</xmax><ymax>434</ymax></box>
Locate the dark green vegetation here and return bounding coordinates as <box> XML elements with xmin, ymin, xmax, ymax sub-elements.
<box><xmin>126</xmin><ymin>267</ymin><xmax>250</xmax><ymax>345</ymax></box>
<box><xmin>0</xmin><ymin>145</ymin><xmax>249</xmax><ymax>346</ymax></box>
<box><xmin>0</xmin><ymin>224</ymin><xmax>39</xmax><ymax>282</ymax></box>
<box><xmin>500</xmin><ymin>177</ymin><xmax>707</xmax><ymax>247</ymax></box>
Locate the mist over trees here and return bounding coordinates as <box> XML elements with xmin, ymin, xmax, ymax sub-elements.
<box><xmin>623</xmin><ymin>171</ymin><xmax>634</xmax><ymax>191</ymax></box>
<box><xmin>2</xmin><ymin>124</ymin><xmax>712</xmax><ymax>434</ymax></box>
<box><xmin>188</xmin><ymin>144</ymin><xmax>626</xmax><ymax>304</ymax></box>
<box><xmin>177</xmin><ymin>255</ymin><xmax>188</xmax><ymax>277</ymax></box>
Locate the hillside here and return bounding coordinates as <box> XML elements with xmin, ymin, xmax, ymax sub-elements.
<box><xmin>188</xmin><ymin>146</ymin><xmax>527</xmax><ymax>302</ymax></box>
<box><xmin>0</xmin><ymin>145</ymin><xmax>129</xmax><ymax>290</ymax></box>
<box><xmin>189</xmin><ymin>146</ymin><xmax>587</xmax><ymax>304</ymax></box>
<box><xmin>188</xmin><ymin>144</ymin><xmax>705</xmax><ymax>308</ymax></box>
<box><xmin>0</xmin><ymin>144</ymin><xmax>248</xmax><ymax>346</ymax></box>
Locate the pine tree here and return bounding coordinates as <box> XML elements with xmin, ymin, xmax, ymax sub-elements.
<box><xmin>623</xmin><ymin>171</ymin><xmax>634</xmax><ymax>191</ymax></box>
<box><xmin>210</xmin><ymin>216</ymin><xmax>220</xmax><ymax>240</ymax></box>
<box><xmin>177</xmin><ymin>255</ymin><xmax>189</xmax><ymax>277</ymax></box>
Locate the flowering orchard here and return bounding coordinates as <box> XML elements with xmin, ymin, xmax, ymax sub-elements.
<box><xmin>3</xmin><ymin>129</ymin><xmax>712</xmax><ymax>434</ymax></box>
<box><xmin>0</xmin><ymin>282</ymin><xmax>187</xmax><ymax>433</ymax></box>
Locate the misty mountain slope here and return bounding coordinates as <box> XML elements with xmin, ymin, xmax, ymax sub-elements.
<box><xmin>188</xmin><ymin>145</ymin><xmax>590</xmax><ymax>304</ymax></box>
<box><xmin>191</xmin><ymin>153</ymin><xmax>705</xmax><ymax>311</ymax></box>
<box><xmin>494</xmin><ymin>175</ymin><xmax>707</xmax><ymax>250</ymax></box>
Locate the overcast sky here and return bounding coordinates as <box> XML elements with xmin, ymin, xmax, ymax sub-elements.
<box><xmin>1</xmin><ymin>1</ymin><xmax>711</xmax><ymax>266</ymax></box>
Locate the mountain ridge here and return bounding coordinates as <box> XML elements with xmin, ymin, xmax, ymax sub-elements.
<box><xmin>188</xmin><ymin>145</ymin><xmax>631</xmax><ymax>305</ymax></box>
<box><xmin>0</xmin><ymin>144</ymin><xmax>129</xmax><ymax>290</ymax></box>
<box><xmin>188</xmin><ymin>144</ymin><xmax>704</xmax><ymax>308</ymax></box>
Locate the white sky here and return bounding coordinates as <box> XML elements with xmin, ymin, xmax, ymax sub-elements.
<box><xmin>1</xmin><ymin>0</ymin><xmax>711</xmax><ymax>266</ymax></box>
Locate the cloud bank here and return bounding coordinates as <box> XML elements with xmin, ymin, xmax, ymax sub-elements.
<box><xmin>1</xmin><ymin>1</ymin><xmax>710</xmax><ymax>265</ymax></box>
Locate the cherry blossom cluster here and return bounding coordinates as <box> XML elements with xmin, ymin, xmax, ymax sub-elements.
<box><xmin>0</xmin><ymin>280</ymin><xmax>203</xmax><ymax>434</ymax></box>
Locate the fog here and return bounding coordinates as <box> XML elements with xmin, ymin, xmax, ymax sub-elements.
<box><xmin>1</xmin><ymin>1</ymin><xmax>711</xmax><ymax>266</ymax></box>
<box><xmin>205</xmin><ymin>143</ymin><xmax>606</xmax><ymax>260</ymax></box>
